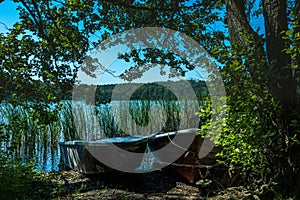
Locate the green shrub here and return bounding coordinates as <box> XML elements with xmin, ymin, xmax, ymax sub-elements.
<box><xmin>0</xmin><ymin>156</ymin><xmax>56</xmax><ymax>200</ymax></box>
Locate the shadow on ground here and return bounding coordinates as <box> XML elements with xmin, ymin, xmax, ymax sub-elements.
<box><xmin>53</xmin><ymin>169</ymin><xmax>203</xmax><ymax>199</ymax></box>
<box><xmin>90</xmin><ymin>170</ymin><xmax>183</xmax><ymax>193</ymax></box>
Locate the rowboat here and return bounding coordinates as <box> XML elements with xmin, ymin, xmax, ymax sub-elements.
<box><xmin>59</xmin><ymin>136</ymin><xmax>149</xmax><ymax>173</ymax></box>
<box><xmin>59</xmin><ymin>129</ymin><xmax>220</xmax><ymax>183</ymax></box>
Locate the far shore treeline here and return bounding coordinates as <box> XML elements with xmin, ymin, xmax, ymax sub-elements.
<box><xmin>73</xmin><ymin>79</ymin><xmax>208</xmax><ymax>104</ymax></box>
<box><xmin>1</xmin><ymin>79</ymin><xmax>208</xmax><ymax>105</ymax></box>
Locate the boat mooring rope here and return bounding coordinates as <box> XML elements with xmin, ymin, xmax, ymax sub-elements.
<box><xmin>150</xmin><ymin>131</ymin><xmax>221</xmax><ymax>180</ymax></box>
<box><xmin>153</xmin><ymin>160</ymin><xmax>220</xmax><ymax>169</ymax></box>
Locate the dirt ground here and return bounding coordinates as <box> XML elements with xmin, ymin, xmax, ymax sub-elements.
<box><xmin>47</xmin><ymin>169</ymin><xmax>252</xmax><ymax>200</ymax></box>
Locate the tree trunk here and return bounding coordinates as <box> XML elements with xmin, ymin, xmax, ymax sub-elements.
<box><xmin>225</xmin><ymin>0</ymin><xmax>266</xmax><ymax>85</ymax></box>
<box><xmin>263</xmin><ymin>0</ymin><xmax>297</xmax><ymax>105</ymax></box>
<box><xmin>225</xmin><ymin>0</ymin><xmax>257</xmax><ymax>46</ymax></box>
<box><xmin>263</xmin><ymin>0</ymin><xmax>299</xmax><ymax>193</ymax></box>
<box><xmin>295</xmin><ymin>0</ymin><xmax>300</xmax><ymax>98</ymax></box>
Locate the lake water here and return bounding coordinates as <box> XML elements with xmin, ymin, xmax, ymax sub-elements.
<box><xmin>0</xmin><ymin>100</ymin><xmax>200</xmax><ymax>172</ymax></box>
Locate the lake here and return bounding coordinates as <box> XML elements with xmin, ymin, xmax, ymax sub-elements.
<box><xmin>0</xmin><ymin>99</ymin><xmax>200</xmax><ymax>172</ymax></box>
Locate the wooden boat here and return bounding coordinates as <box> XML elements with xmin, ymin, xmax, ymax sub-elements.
<box><xmin>60</xmin><ymin>129</ymin><xmax>220</xmax><ymax>183</ymax></box>
<box><xmin>59</xmin><ymin>136</ymin><xmax>149</xmax><ymax>173</ymax></box>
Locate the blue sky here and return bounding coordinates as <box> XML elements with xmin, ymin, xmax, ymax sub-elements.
<box><xmin>0</xmin><ymin>0</ymin><xmax>19</xmax><ymax>33</ymax></box>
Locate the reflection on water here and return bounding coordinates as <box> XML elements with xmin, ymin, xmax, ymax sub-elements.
<box><xmin>23</xmin><ymin>144</ymin><xmax>61</xmax><ymax>172</ymax></box>
<box><xmin>36</xmin><ymin>144</ymin><xmax>61</xmax><ymax>172</ymax></box>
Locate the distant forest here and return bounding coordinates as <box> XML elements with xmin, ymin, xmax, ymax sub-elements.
<box><xmin>72</xmin><ymin>80</ymin><xmax>208</xmax><ymax>104</ymax></box>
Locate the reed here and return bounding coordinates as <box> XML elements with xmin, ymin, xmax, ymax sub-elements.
<box><xmin>1</xmin><ymin>99</ymin><xmax>198</xmax><ymax>144</ymax></box>
<box><xmin>0</xmin><ymin>98</ymin><xmax>200</xmax><ymax>171</ymax></box>
<box><xmin>59</xmin><ymin>101</ymin><xmax>79</xmax><ymax>141</ymax></box>
<box><xmin>97</xmin><ymin>104</ymin><xmax>123</xmax><ymax>138</ymax></box>
<box><xmin>0</xmin><ymin>103</ymin><xmax>61</xmax><ymax>168</ymax></box>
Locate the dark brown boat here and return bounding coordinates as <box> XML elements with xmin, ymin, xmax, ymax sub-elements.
<box><xmin>148</xmin><ymin>128</ymin><xmax>221</xmax><ymax>183</ymax></box>
<box><xmin>59</xmin><ymin>129</ymin><xmax>220</xmax><ymax>183</ymax></box>
<box><xmin>59</xmin><ymin>136</ymin><xmax>149</xmax><ymax>173</ymax></box>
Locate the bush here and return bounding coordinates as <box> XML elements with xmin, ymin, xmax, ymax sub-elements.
<box><xmin>0</xmin><ymin>156</ymin><xmax>56</xmax><ymax>199</ymax></box>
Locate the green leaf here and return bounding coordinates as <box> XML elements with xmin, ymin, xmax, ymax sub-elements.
<box><xmin>285</xmin><ymin>29</ymin><xmax>294</xmax><ymax>36</ymax></box>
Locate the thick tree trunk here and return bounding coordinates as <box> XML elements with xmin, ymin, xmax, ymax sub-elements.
<box><xmin>225</xmin><ymin>0</ymin><xmax>258</xmax><ymax>46</ymax></box>
<box><xmin>263</xmin><ymin>0</ymin><xmax>299</xmax><ymax>193</ymax></box>
<box><xmin>263</xmin><ymin>0</ymin><xmax>297</xmax><ymax>105</ymax></box>
<box><xmin>225</xmin><ymin>0</ymin><xmax>265</xmax><ymax>56</ymax></box>
<box><xmin>226</xmin><ymin>0</ymin><xmax>297</xmax><ymax>104</ymax></box>
<box><xmin>292</xmin><ymin>1</ymin><xmax>300</xmax><ymax>198</ymax></box>
<box><xmin>225</xmin><ymin>0</ymin><xmax>247</xmax><ymax>46</ymax></box>
<box><xmin>225</xmin><ymin>0</ymin><xmax>267</xmax><ymax>89</ymax></box>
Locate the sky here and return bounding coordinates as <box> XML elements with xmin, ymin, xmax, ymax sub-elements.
<box><xmin>77</xmin><ymin>42</ymin><xmax>208</xmax><ymax>85</ymax></box>
<box><xmin>0</xmin><ymin>0</ymin><xmax>19</xmax><ymax>33</ymax></box>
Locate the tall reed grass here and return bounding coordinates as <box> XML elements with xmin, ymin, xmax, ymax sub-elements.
<box><xmin>0</xmin><ymin>103</ymin><xmax>61</xmax><ymax>171</ymax></box>
<box><xmin>0</xmin><ymin>99</ymin><xmax>200</xmax><ymax>170</ymax></box>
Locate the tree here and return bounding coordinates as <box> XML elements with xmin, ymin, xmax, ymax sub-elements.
<box><xmin>1</xmin><ymin>0</ymin><xmax>300</xmax><ymax>196</ymax></box>
<box><xmin>222</xmin><ymin>0</ymin><xmax>300</xmax><ymax>193</ymax></box>
<box><xmin>0</xmin><ymin>0</ymin><xmax>93</xmax><ymax>104</ymax></box>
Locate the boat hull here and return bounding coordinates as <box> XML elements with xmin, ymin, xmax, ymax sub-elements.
<box><xmin>148</xmin><ymin>129</ymin><xmax>221</xmax><ymax>183</ymax></box>
<box><xmin>59</xmin><ymin>136</ymin><xmax>148</xmax><ymax>173</ymax></box>
<box><xmin>59</xmin><ymin>129</ymin><xmax>220</xmax><ymax>183</ymax></box>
